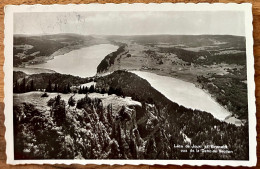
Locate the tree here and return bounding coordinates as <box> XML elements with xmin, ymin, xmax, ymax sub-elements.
<box><xmin>46</xmin><ymin>79</ymin><xmax>52</xmax><ymax>92</ymax></box>
<box><xmin>82</xmin><ymin>86</ymin><xmax>85</xmax><ymax>94</ymax></box>
<box><xmin>115</xmin><ymin>87</ymin><xmax>124</xmax><ymax>97</ymax></box>
<box><xmin>26</xmin><ymin>85</ymin><xmax>30</xmax><ymax>92</ymax></box>
<box><xmin>47</xmin><ymin>95</ymin><xmax>66</xmax><ymax>125</ymax></box>
<box><xmin>68</xmin><ymin>95</ymin><xmax>76</xmax><ymax>107</ymax></box>
<box><xmin>84</xmin><ymin>86</ymin><xmax>89</xmax><ymax>94</ymax></box>
<box><xmin>62</xmin><ymin>85</ymin><xmax>69</xmax><ymax>94</ymax></box>
<box><xmin>30</xmin><ymin>80</ymin><xmax>35</xmax><ymax>91</ymax></box>
<box><xmin>78</xmin><ymin>86</ymin><xmax>82</xmax><ymax>94</ymax></box>
<box><xmin>41</xmin><ymin>92</ymin><xmax>49</xmax><ymax>97</ymax></box>
<box><xmin>101</xmin><ymin>88</ymin><xmax>106</xmax><ymax>94</ymax></box>
<box><xmin>47</xmin><ymin>97</ymin><xmax>55</xmax><ymax>116</ymax></box>
<box><xmin>144</xmin><ymin>137</ymin><xmax>157</xmax><ymax>159</ymax></box>
<box><xmin>116</xmin><ymin>123</ymin><xmax>125</xmax><ymax>158</ymax></box>
<box><xmin>129</xmin><ymin>137</ymin><xmax>137</xmax><ymax>159</ymax></box>
<box><xmin>53</xmin><ymin>98</ymin><xmax>66</xmax><ymax>125</ymax></box>
<box><xmin>76</xmin><ymin>94</ymin><xmax>91</xmax><ymax>109</ymax></box>
<box><xmin>13</xmin><ymin>80</ymin><xmax>20</xmax><ymax>93</ymax></box>
<box><xmin>67</xmin><ymin>83</ymin><xmax>71</xmax><ymax>93</ymax></box>
<box><xmin>108</xmin><ymin>87</ymin><xmax>115</xmax><ymax>95</ymax></box>
<box><xmin>99</xmin><ymin>109</ymin><xmax>106</xmax><ymax>123</ymax></box>
<box><xmin>107</xmin><ymin>104</ymin><xmax>113</xmax><ymax>125</ymax></box>
<box><xmin>20</xmin><ymin>77</ymin><xmax>26</xmax><ymax>93</ymax></box>
<box><xmin>89</xmin><ymin>85</ymin><xmax>95</xmax><ymax>93</ymax></box>
<box><xmin>54</xmin><ymin>84</ymin><xmax>58</xmax><ymax>92</ymax></box>
<box><xmin>108</xmin><ymin>139</ymin><xmax>120</xmax><ymax>159</ymax></box>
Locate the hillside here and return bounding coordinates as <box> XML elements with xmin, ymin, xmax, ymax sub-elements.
<box><xmin>13</xmin><ymin>34</ymin><xmax>109</xmax><ymax>67</ymax></box>
<box><xmin>95</xmin><ymin>70</ymin><xmax>248</xmax><ymax>159</ymax></box>
<box><xmin>13</xmin><ymin>70</ymin><xmax>249</xmax><ymax>160</ymax></box>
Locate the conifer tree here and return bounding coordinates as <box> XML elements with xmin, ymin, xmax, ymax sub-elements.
<box><xmin>54</xmin><ymin>84</ymin><xmax>58</xmax><ymax>92</ymax></box>
<box><xmin>46</xmin><ymin>79</ymin><xmax>52</xmax><ymax>92</ymax></box>
<box><xmin>26</xmin><ymin>85</ymin><xmax>30</xmax><ymax>92</ymax></box>
<box><xmin>108</xmin><ymin>87</ymin><xmax>114</xmax><ymax>95</ymax></box>
<box><xmin>13</xmin><ymin>80</ymin><xmax>20</xmax><ymax>93</ymax></box>
<box><xmin>67</xmin><ymin>83</ymin><xmax>71</xmax><ymax>93</ymax></box>
<box><xmin>117</xmin><ymin>123</ymin><xmax>125</xmax><ymax>157</ymax></box>
<box><xmin>78</xmin><ymin>86</ymin><xmax>82</xmax><ymax>94</ymax></box>
<box><xmin>89</xmin><ymin>85</ymin><xmax>95</xmax><ymax>93</ymax></box>
<box><xmin>84</xmin><ymin>86</ymin><xmax>89</xmax><ymax>94</ymax></box>
<box><xmin>63</xmin><ymin>86</ymin><xmax>68</xmax><ymax>94</ymax></box>
<box><xmin>21</xmin><ymin>77</ymin><xmax>26</xmax><ymax>93</ymax></box>
<box><xmin>107</xmin><ymin>104</ymin><xmax>113</xmax><ymax>124</ymax></box>
<box><xmin>101</xmin><ymin>88</ymin><xmax>106</xmax><ymax>94</ymax></box>
<box><xmin>30</xmin><ymin>80</ymin><xmax>35</xmax><ymax>91</ymax></box>
<box><xmin>145</xmin><ymin>137</ymin><xmax>157</xmax><ymax>159</ymax></box>
<box><xmin>108</xmin><ymin>140</ymin><xmax>120</xmax><ymax>159</ymax></box>
<box><xmin>68</xmin><ymin>95</ymin><xmax>76</xmax><ymax>107</ymax></box>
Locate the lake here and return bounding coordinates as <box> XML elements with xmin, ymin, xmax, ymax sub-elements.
<box><xmin>132</xmin><ymin>71</ymin><xmax>241</xmax><ymax>125</ymax></box>
<box><xmin>28</xmin><ymin>44</ymin><xmax>118</xmax><ymax>77</ymax></box>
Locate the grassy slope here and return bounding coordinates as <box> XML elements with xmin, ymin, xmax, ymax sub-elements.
<box><xmin>14</xmin><ymin>92</ymin><xmax>141</xmax><ymax>115</ymax></box>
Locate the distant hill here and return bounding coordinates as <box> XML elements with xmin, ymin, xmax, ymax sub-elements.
<box><xmin>13</xmin><ymin>34</ymin><xmax>108</xmax><ymax>67</ymax></box>
<box><xmin>105</xmin><ymin>34</ymin><xmax>246</xmax><ymax>48</ymax></box>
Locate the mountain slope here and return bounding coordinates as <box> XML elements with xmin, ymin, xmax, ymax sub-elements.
<box><xmin>13</xmin><ymin>70</ymin><xmax>249</xmax><ymax>160</ymax></box>
<box><xmin>95</xmin><ymin>70</ymin><xmax>249</xmax><ymax>160</ymax></box>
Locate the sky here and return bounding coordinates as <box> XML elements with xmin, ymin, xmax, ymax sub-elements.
<box><xmin>14</xmin><ymin>11</ymin><xmax>245</xmax><ymax>36</ymax></box>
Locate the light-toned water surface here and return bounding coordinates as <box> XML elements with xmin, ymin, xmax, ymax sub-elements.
<box><xmin>132</xmin><ymin>71</ymin><xmax>239</xmax><ymax>124</ymax></box>
<box><xmin>28</xmin><ymin>44</ymin><xmax>118</xmax><ymax>77</ymax></box>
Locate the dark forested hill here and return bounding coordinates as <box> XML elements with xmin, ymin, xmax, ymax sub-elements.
<box><xmin>13</xmin><ymin>71</ymin><xmax>92</xmax><ymax>92</ymax></box>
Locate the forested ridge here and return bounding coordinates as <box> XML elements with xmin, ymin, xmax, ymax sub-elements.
<box><xmin>97</xmin><ymin>45</ymin><xmax>128</xmax><ymax>73</ymax></box>
<box><xmin>13</xmin><ymin>71</ymin><xmax>92</xmax><ymax>93</ymax></box>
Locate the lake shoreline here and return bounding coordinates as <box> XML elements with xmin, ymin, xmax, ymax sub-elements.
<box><xmin>131</xmin><ymin>70</ymin><xmax>242</xmax><ymax>126</ymax></box>
<box><xmin>24</xmin><ymin>44</ymin><xmax>119</xmax><ymax>78</ymax></box>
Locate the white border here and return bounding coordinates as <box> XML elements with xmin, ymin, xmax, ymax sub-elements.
<box><xmin>4</xmin><ymin>3</ymin><xmax>256</xmax><ymax>166</ymax></box>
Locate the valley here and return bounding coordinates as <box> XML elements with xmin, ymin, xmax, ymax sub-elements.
<box><xmin>12</xmin><ymin>34</ymin><xmax>249</xmax><ymax>160</ymax></box>
<box><xmin>13</xmin><ymin>34</ymin><xmax>110</xmax><ymax>67</ymax></box>
<box><xmin>96</xmin><ymin>35</ymin><xmax>248</xmax><ymax>120</ymax></box>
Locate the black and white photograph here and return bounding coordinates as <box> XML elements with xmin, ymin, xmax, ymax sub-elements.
<box><xmin>4</xmin><ymin>3</ymin><xmax>256</xmax><ymax>166</ymax></box>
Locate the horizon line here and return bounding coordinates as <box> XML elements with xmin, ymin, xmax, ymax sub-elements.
<box><xmin>13</xmin><ymin>33</ymin><xmax>246</xmax><ymax>37</ymax></box>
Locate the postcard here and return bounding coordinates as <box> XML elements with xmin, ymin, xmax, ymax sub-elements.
<box><xmin>4</xmin><ymin>3</ymin><xmax>256</xmax><ymax>166</ymax></box>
